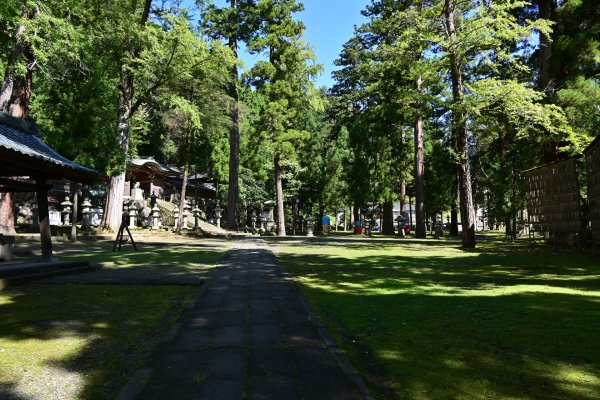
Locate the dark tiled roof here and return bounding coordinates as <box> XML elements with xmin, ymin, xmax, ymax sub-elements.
<box><xmin>0</xmin><ymin>111</ymin><xmax>98</xmax><ymax>178</ymax></box>
<box><xmin>131</xmin><ymin>157</ymin><xmax>180</xmax><ymax>176</ymax></box>
<box><xmin>584</xmin><ymin>135</ymin><xmax>600</xmax><ymax>155</ymax></box>
<box><xmin>166</xmin><ymin>177</ymin><xmax>216</xmax><ymax>192</ymax></box>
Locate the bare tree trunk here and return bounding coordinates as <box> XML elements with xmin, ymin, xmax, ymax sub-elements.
<box><xmin>414</xmin><ymin>103</ymin><xmax>426</xmax><ymax>238</ymax></box>
<box><xmin>102</xmin><ymin>85</ymin><xmax>132</xmax><ymax>232</ymax></box>
<box><xmin>177</xmin><ymin>163</ymin><xmax>189</xmax><ymax>234</ymax></box>
<box><xmin>382</xmin><ymin>200</ymin><xmax>395</xmax><ymax>235</ymax></box>
<box><xmin>0</xmin><ymin>193</ymin><xmax>15</xmax><ymax>238</ymax></box>
<box><xmin>450</xmin><ymin>185</ymin><xmax>459</xmax><ymax>236</ymax></box>
<box><xmin>227</xmin><ymin>0</ymin><xmax>240</xmax><ymax>231</ymax></box>
<box><xmin>400</xmin><ymin>128</ymin><xmax>407</xmax><ymax>214</ymax></box>
<box><xmin>274</xmin><ymin>154</ymin><xmax>286</xmax><ymax>236</ymax></box>
<box><xmin>0</xmin><ymin>7</ymin><xmax>36</xmax><ymax>238</ymax></box>
<box><xmin>445</xmin><ymin>0</ymin><xmax>476</xmax><ymax>248</ymax></box>
<box><xmin>101</xmin><ymin>0</ymin><xmax>152</xmax><ymax>232</ymax></box>
<box><xmin>0</xmin><ymin>7</ymin><xmax>32</xmax><ymax>112</ymax></box>
<box><xmin>538</xmin><ymin>0</ymin><xmax>557</xmax><ymax>93</ymax></box>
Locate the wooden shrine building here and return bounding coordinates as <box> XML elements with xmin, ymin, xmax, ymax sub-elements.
<box><xmin>0</xmin><ymin>112</ymin><xmax>98</xmax><ymax>260</ymax></box>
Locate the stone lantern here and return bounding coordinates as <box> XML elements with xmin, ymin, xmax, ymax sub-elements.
<box><xmin>61</xmin><ymin>195</ymin><xmax>73</xmax><ymax>226</ymax></box>
<box><xmin>260</xmin><ymin>215</ymin><xmax>268</xmax><ymax>233</ymax></box>
<box><xmin>129</xmin><ymin>203</ymin><xmax>137</xmax><ymax>228</ymax></box>
<box><xmin>434</xmin><ymin>215</ymin><xmax>443</xmax><ymax>239</ymax></box>
<box><xmin>173</xmin><ymin>208</ymin><xmax>179</xmax><ymax>229</ymax></box>
<box><xmin>395</xmin><ymin>212</ymin><xmax>408</xmax><ymax>238</ymax></box>
<box><xmin>149</xmin><ymin>192</ymin><xmax>158</xmax><ymax>208</ymax></box>
<box><xmin>306</xmin><ymin>215</ymin><xmax>315</xmax><ymax>237</ymax></box>
<box><xmin>182</xmin><ymin>200</ymin><xmax>191</xmax><ymax>230</ymax></box>
<box><xmin>364</xmin><ymin>216</ymin><xmax>372</xmax><ymax>237</ymax></box>
<box><xmin>251</xmin><ymin>210</ymin><xmax>257</xmax><ymax>230</ymax></box>
<box><xmin>264</xmin><ymin>200</ymin><xmax>275</xmax><ymax>231</ymax></box>
<box><xmin>31</xmin><ymin>201</ymin><xmax>39</xmax><ymax>228</ymax></box>
<box><xmin>214</xmin><ymin>205</ymin><xmax>223</xmax><ymax>228</ymax></box>
<box><xmin>81</xmin><ymin>197</ymin><xmax>92</xmax><ymax>232</ymax></box>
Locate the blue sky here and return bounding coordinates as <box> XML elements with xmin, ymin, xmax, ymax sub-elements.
<box><xmin>199</xmin><ymin>0</ymin><xmax>369</xmax><ymax>88</ymax></box>
<box><xmin>268</xmin><ymin>0</ymin><xmax>369</xmax><ymax>88</ymax></box>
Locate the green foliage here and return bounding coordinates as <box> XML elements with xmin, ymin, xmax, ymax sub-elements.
<box><xmin>246</xmin><ymin>0</ymin><xmax>322</xmax><ymax>160</ymax></box>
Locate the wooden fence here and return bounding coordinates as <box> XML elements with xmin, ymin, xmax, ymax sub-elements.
<box><xmin>585</xmin><ymin>136</ymin><xmax>600</xmax><ymax>246</ymax></box>
<box><xmin>523</xmin><ymin>158</ymin><xmax>582</xmax><ymax>242</ymax></box>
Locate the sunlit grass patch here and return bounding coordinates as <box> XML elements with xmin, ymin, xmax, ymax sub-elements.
<box><xmin>274</xmin><ymin>236</ymin><xmax>600</xmax><ymax>400</ymax></box>
<box><xmin>0</xmin><ymin>284</ymin><xmax>194</xmax><ymax>400</ymax></box>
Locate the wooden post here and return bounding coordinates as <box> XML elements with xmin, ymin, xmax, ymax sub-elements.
<box><xmin>36</xmin><ymin>179</ymin><xmax>53</xmax><ymax>260</ymax></box>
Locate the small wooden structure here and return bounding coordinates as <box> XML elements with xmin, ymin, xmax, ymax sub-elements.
<box><xmin>128</xmin><ymin>158</ymin><xmax>217</xmax><ymax>201</ymax></box>
<box><xmin>0</xmin><ymin>112</ymin><xmax>98</xmax><ymax>260</ymax></box>
<box><xmin>584</xmin><ymin>136</ymin><xmax>600</xmax><ymax>247</ymax></box>
<box><xmin>129</xmin><ymin>157</ymin><xmax>180</xmax><ymax>199</ymax></box>
<box><xmin>523</xmin><ymin>158</ymin><xmax>582</xmax><ymax>245</ymax></box>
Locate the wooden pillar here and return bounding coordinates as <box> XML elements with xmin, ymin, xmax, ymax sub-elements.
<box><xmin>36</xmin><ymin>179</ymin><xmax>53</xmax><ymax>260</ymax></box>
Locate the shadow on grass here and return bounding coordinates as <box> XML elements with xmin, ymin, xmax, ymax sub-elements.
<box><xmin>263</xmin><ymin>232</ymin><xmax>555</xmax><ymax>254</ymax></box>
<box><xmin>278</xmin><ymin>249</ymin><xmax>600</xmax><ymax>400</ymax></box>
<box><xmin>0</xmin><ymin>240</ymin><xmax>230</xmax><ymax>400</ymax></box>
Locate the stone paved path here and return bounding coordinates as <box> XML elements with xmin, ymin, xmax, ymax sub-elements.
<box><xmin>128</xmin><ymin>239</ymin><xmax>367</xmax><ymax>400</ymax></box>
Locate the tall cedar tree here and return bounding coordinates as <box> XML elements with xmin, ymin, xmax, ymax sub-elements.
<box><xmin>201</xmin><ymin>0</ymin><xmax>260</xmax><ymax>230</ymax></box>
<box><xmin>247</xmin><ymin>0</ymin><xmax>321</xmax><ymax>236</ymax></box>
<box><xmin>0</xmin><ymin>0</ymin><xmax>84</xmax><ymax>238</ymax></box>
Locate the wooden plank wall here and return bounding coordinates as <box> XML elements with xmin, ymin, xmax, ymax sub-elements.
<box><xmin>585</xmin><ymin>138</ymin><xmax>600</xmax><ymax>243</ymax></box>
<box><xmin>524</xmin><ymin>158</ymin><xmax>581</xmax><ymax>236</ymax></box>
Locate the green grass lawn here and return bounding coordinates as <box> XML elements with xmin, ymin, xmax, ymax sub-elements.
<box><xmin>0</xmin><ymin>237</ymin><xmax>230</xmax><ymax>400</ymax></box>
<box><xmin>273</xmin><ymin>234</ymin><xmax>600</xmax><ymax>400</ymax></box>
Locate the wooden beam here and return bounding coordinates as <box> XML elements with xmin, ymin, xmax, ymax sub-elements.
<box><xmin>36</xmin><ymin>179</ymin><xmax>53</xmax><ymax>260</ymax></box>
<box><xmin>0</xmin><ymin>178</ymin><xmax>52</xmax><ymax>192</ymax></box>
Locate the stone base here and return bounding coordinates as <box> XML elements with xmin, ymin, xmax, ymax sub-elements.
<box><xmin>0</xmin><ymin>235</ymin><xmax>16</xmax><ymax>262</ymax></box>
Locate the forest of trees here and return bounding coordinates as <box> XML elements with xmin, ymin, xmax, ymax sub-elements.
<box><xmin>0</xmin><ymin>0</ymin><xmax>598</xmax><ymax>247</ymax></box>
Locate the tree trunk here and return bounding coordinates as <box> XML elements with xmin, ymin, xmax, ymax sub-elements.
<box><xmin>538</xmin><ymin>0</ymin><xmax>557</xmax><ymax>93</ymax></box>
<box><xmin>0</xmin><ymin>193</ymin><xmax>15</xmax><ymax>237</ymax></box>
<box><xmin>382</xmin><ymin>200</ymin><xmax>395</xmax><ymax>235</ymax></box>
<box><xmin>274</xmin><ymin>154</ymin><xmax>286</xmax><ymax>236</ymax></box>
<box><xmin>445</xmin><ymin>0</ymin><xmax>476</xmax><ymax>248</ymax></box>
<box><xmin>414</xmin><ymin>101</ymin><xmax>426</xmax><ymax>238</ymax></box>
<box><xmin>101</xmin><ymin>0</ymin><xmax>152</xmax><ymax>232</ymax></box>
<box><xmin>0</xmin><ymin>8</ymin><xmax>36</xmax><ymax>236</ymax></box>
<box><xmin>0</xmin><ymin>6</ymin><xmax>33</xmax><ymax>113</ymax></box>
<box><xmin>37</xmin><ymin>180</ymin><xmax>53</xmax><ymax>260</ymax></box>
<box><xmin>318</xmin><ymin>202</ymin><xmax>324</xmax><ymax>232</ymax></box>
<box><xmin>450</xmin><ymin>190</ymin><xmax>459</xmax><ymax>236</ymax></box>
<box><xmin>177</xmin><ymin>163</ymin><xmax>189</xmax><ymax>234</ymax></box>
<box><xmin>102</xmin><ymin>83</ymin><xmax>132</xmax><ymax>232</ymax></box>
<box><xmin>400</xmin><ymin>128</ymin><xmax>407</xmax><ymax>213</ymax></box>
<box><xmin>226</xmin><ymin>0</ymin><xmax>240</xmax><ymax>231</ymax></box>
